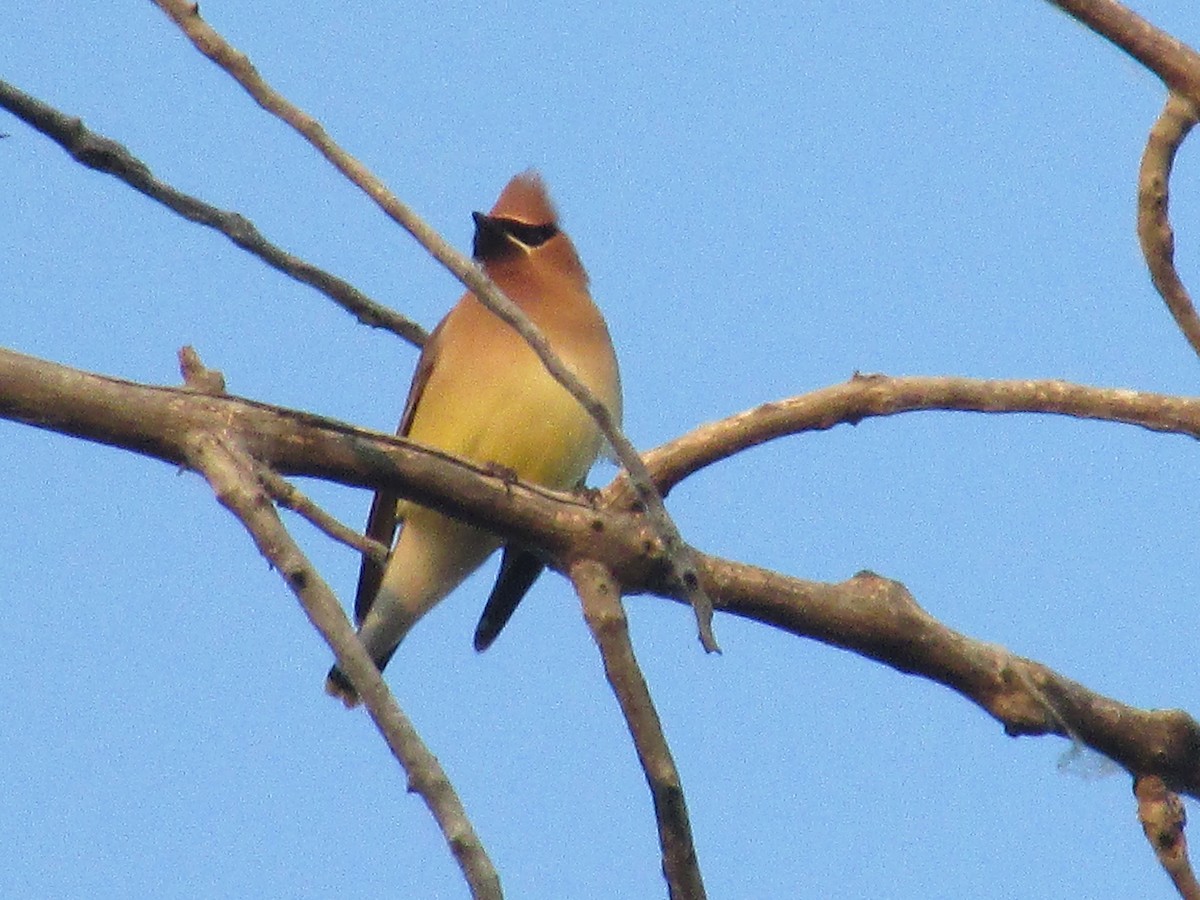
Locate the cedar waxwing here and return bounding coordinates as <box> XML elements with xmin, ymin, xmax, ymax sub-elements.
<box><xmin>326</xmin><ymin>172</ymin><xmax>622</xmax><ymax>707</ymax></box>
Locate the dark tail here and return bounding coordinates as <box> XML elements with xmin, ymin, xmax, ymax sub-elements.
<box><xmin>473</xmin><ymin>548</ymin><xmax>545</xmax><ymax>651</ymax></box>
<box><xmin>325</xmin><ymin>665</ymin><xmax>360</xmax><ymax>708</ymax></box>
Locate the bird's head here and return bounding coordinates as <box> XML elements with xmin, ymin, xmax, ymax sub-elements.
<box><xmin>471</xmin><ymin>171</ymin><xmax>588</xmax><ymax>289</ymax></box>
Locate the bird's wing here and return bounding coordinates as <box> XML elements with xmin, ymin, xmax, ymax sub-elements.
<box><xmin>353</xmin><ymin>489</ymin><xmax>400</xmax><ymax>624</ymax></box>
<box><xmin>353</xmin><ymin>321</ymin><xmax>447</xmax><ymax>624</ymax></box>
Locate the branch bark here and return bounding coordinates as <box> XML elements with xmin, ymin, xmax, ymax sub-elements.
<box><xmin>1045</xmin><ymin>1</ymin><xmax>1200</xmax><ymax>371</ymax></box>
<box><xmin>184</xmin><ymin>420</ymin><xmax>501</xmax><ymax>899</ymax></box>
<box><xmin>5</xmin><ymin>346</ymin><xmax>1200</xmax><ymax>799</ymax></box>
<box><xmin>1138</xmin><ymin>93</ymin><xmax>1200</xmax><ymax>358</ymax></box>
<box><xmin>572</xmin><ymin>561</ymin><xmax>705</xmax><ymax>900</ymax></box>
<box><xmin>0</xmin><ymin>78</ymin><xmax>425</xmax><ymax>346</ymax></box>
<box><xmin>640</xmin><ymin>373</ymin><xmax>1200</xmax><ymax>497</ymax></box>
<box><xmin>1136</xmin><ymin>775</ymin><xmax>1200</xmax><ymax>899</ymax></box>
<box><xmin>699</xmin><ymin>564</ymin><xmax>1200</xmax><ymax>794</ymax></box>
<box><xmin>1049</xmin><ymin>0</ymin><xmax>1200</xmax><ymax>100</ymax></box>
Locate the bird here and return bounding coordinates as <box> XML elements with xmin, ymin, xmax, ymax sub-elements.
<box><xmin>326</xmin><ymin>172</ymin><xmax>623</xmax><ymax>707</ymax></box>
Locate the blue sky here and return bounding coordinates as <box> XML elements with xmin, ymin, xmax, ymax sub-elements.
<box><xmin>5</xmin><ymin>1</ymin><xmax>1200</xmax><ymax>897</ymax></box>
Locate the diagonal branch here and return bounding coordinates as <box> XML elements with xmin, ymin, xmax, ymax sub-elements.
<box><xmin>146</xmin><ymin>0</ymin><xmax>717</xmax><ymax>654</ymax></box>
<box><xmin>256</xmin><ymin>462</ymin><xmax>389</xmax><ymax>564</ymax></box>
<box><xmin>571</xmin><ymin>561</ymin><xmax>705</xmax><ymax>900</ymax></box>
<box><xmin>178</xmin><ymin>346</ymin><xmax>390</xmax><ymax>564</ymax></box>
<box><xmin>698</xmin><ymin>562</ymin><xmax>1200</xmax><ymax>797</ymax></box>
<box><xmin>184</xmin><ymin>429</ymin><xmax>500</xmax><ymax>900</ymax></box>
<box><xmin>0</xmin><ymin>78</ymin><xmax>425</xmax><ymax>346</ymax></box>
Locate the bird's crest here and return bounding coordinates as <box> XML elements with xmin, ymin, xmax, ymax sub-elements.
<box><xmin>489</xmin><ymin>171</ymin><xmax>558</xmax><ymax>226</ymax></box>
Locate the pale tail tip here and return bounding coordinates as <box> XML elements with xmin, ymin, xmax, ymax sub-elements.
<box><xmin>324</xmin><ymin>667</ymin><xmax>362</xmax><ymax>709</ymax></box>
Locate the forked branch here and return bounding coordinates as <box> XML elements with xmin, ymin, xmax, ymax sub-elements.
<box><xmin>146</xmin><ymin>0</ymin><xmax>717</xmax><ymax>653</ymax></box>
<box><xmin>5</xmin><ymin>346</ymin><xmax>1200</xmax><ymax>800</ymax></box>
<box><xmin>184</xmin><ymin>418</ymin><xmax>501</xmax><ymax>900</ymax></box>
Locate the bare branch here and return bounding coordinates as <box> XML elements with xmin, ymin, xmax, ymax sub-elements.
<box><xmin>1138</xmin><ymin>94</ymin><xmax>1200</xmax><ymax>358</ymax></box>
<box><xmin>257</xmin><ymin>465</ymin><xmax>390</xmax><ymax>565</ymax></box>
<box><xmin>1043</xmin><ymin>3</ymin><xmax>1200</xmax><ymax>366</ymax></box>
<box><xmin>179</xmin><ymin>346</ymin><xmax>390</xmax><ymax>561</ymax></box>
<box><xmin>571</xmin><ymin>561</ymin><xmax>705</xmax><ymax>900</ymax></box>
<box><xmin>1135</xmin><ymin>776</ymin><xmax>1200</xmax><ymax>899</ymax></box>
<box><xmin>0</xmin><ymin>347</ymin><xmax>621</xmax><ymax>553</ymax></box>
<box><xmin>146</xmin><ymin>0</ymin><xmax>717</xmax><ymax>653</ymax></box>
<box><xmin>7</xmin><ymin>347</ymin><xmax>1200</xmax><ymax>799</ymax></box>
<box><xmin>0</xmin><ymin>78</ymin><xmax>425</xmax><ymax>346</ymax></box>
<box><xmin>640</xmin><ymin>374</ymin><xmax>1200</xmax><ymax>497</ymax></box>
<box><xmin>184</xmin><ymin>431</ymin><xmax>500</xmax><ymax>899</ymax></box>
<box><xmin>0</xmin><ymin>347</ymin><xmax>633</xmax><ymax>560</ymax></box>
<box><xmin>1047</xmin><ymin>0</ymin><xmax>1200</xmax><ymax>100</ymax></box>
<box><xmin>697</xmin><ymin>562</ymin><xmax>1200</xmax><ymax>797</ymax></box>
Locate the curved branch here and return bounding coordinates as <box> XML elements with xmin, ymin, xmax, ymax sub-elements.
<box><xmin>640</xmin><ymin>374</ymin><xmax>1200</xmax><ymax>496</ymax></box>
<box><xmin>147</xmin><ymin>0</ymin><xmax>717</xmax><ymax>653</ymax></box>
<box><xmin>0</xmin><ymin>79</ymin><xmax>425</xmax><ymax>346</ymax></box>
<box><xmin>1138</xmin><ymin>93</ymin><xmax>1200</xmax><ymax>358</ymax></box>
<box><xmin>1048</xmin><ymin>0</ymin><xmax>1200</xmax><ymax>100</ymax></box>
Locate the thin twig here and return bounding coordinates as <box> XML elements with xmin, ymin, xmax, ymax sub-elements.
<box><xmin>0</xmin><ymin>78</ymin><xmax>425</xmax><ymax>346</ymax></box>
<box><xmin>177</xmin><ymin>346</ymin><xmax>391</xmax><ymax>564</ymax></box>
<box><xmin>1138</xmin><ymin>93</ymin><xmax>1200</xmax><ymax>359</ymax></box>
<box><xmin>186</xmin><ymin>430</ymin><xmax>501</xmax><ymax>900</ymax></box>
<box><xmin>571</xmin><ymin>560</ymin><xmax>706</xmax><ymax>900</ymax></box>
<box><xmin>1135</xmin><ymin>776</ymin><xmax>1200</xmax><ymax>899</ymax></box>
<box><xmin>146</xmin><ymin>0</ymin><xmax>717</xmax><ymax>653</ymax></box>
<box><xmin>257</xmin><ymin>465</ymin><xmax>390</xmax><ymax>564</ymax></box>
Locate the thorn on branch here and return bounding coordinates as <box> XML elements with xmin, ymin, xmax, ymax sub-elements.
<box><xmin>178</xmin><ymin>345</ymin><xmax>227</xmax><ymax>394</ymax></box>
